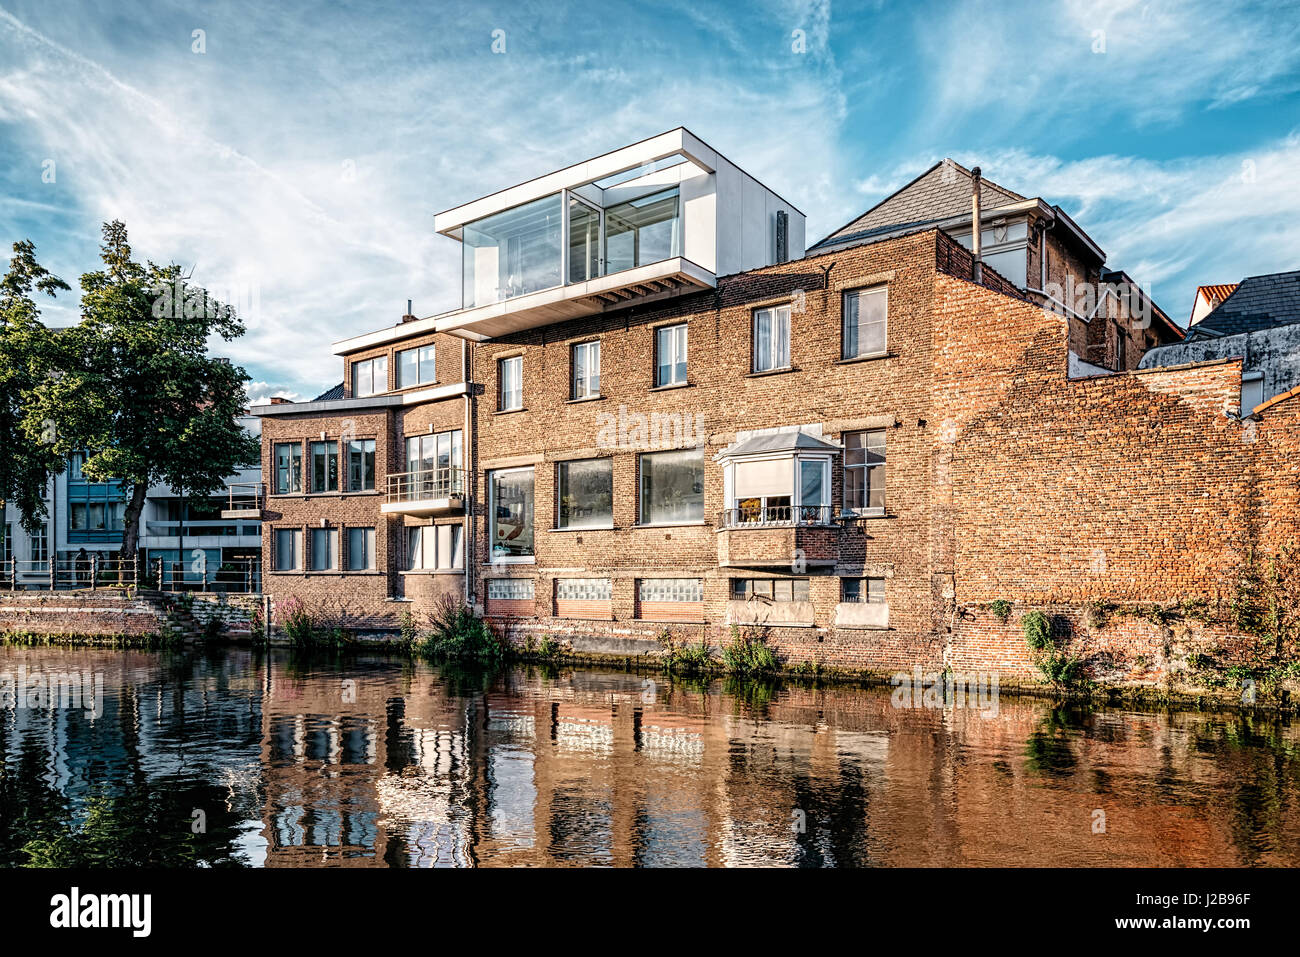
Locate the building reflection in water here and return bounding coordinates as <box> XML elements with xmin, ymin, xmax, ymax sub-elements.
<box><xmin>3</xmin><ymin>645</ymin><xmax>1300</xmax><ymax>867</ymax></box>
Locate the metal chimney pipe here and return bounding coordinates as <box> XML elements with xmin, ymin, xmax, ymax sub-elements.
<box><xmin>971</xmin><ymin>166</ymin><xmax>983</xmax><ymax>284</ymax></box>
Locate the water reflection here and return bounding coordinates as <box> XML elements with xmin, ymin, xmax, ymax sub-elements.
<box><xmin>1</xmin><ymin>645</ymin><xmax>1298</xmax><ymax>867</ymax></box>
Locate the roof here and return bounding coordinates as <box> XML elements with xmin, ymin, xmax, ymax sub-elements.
<box><xmin>812</xmin><ymin>159</ymin><xmax>1026</xmax><ymax>250</ymax></box>
<box><xmin>1187</xmin><ymin>270</ymin><xmax>1300</xmax><ymax>340</ymax></box>
<box><xmin>718</xmin><ymin>431</ymin><xmax>841</xmax><ymax>458</ymax></box>
<box><xmin>312</xmin><ymin>383</ymin><xmax>345</xmax><ymax>402</ymax></box>
<box><xmin>1197</xmin><ymin>283</ymin><xmax>1239</xmax><ymax>306</ymax></box>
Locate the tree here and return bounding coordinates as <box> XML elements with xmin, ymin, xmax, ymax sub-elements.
<box><xmin>25</xmin><ymin>221</ymin><xmax>260</xmax><ymax>571</ymax></box>
<box><xmin>0</xmin><ymin>240</ymin><xmax>68</xmax><ymax>566</ymax></box>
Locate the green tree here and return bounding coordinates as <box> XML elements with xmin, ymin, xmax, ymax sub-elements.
<box><xmin>0</xmin><ymin>240</ymin><xmax>68</xmax><ymax>564</ymax></box>
<box><xmin>25</xmin><ymin>221</ymin><xmax>260</xmax><ymax>569</ymax></box>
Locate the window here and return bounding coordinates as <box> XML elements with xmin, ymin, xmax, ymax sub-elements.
<box><xmin>309</xmin><ymin>528</ymin><xmax>337</xmax><ymax>571</ymax></box>
<box><xmin>639</xmin><ymin>448</ymin><xmax>704</xmax><ymax>525</ymax></box>
<box><xmin>752</xmin><ymin>305</ymin><xmax>791</xmax><ymax>372</ymax></box>
<box><xmin>731</xmin><ymin>578</ymin><xmax>810</xmax><ymax>601</ymax></box>
<box><xmin>462</xmin><ymin>193</ymin><xmax>563</xmax><ymax>308</ymax></box>
<box><xmin>68</xmin><ymin>451</ymin><xmax>87</xmax><ymax>480</ymax></box>
<box><xmin>499</xmin><ymin>356</ymin><xmax>523</xmax><ymax>411</ymax></box>
<box><xmin>70</xmin><ymin>502</ymin><xmax>115</xmax><ymax>531</ymax></box>
<box><xmin>310</xmin><ymin>441</ymin><xmax>338</xmax><ymax>492</ymax></box>
<box><xmin>397</xmin><ymin>344</ymin><xmax>437</xmax><ymax>389</ymax></box>
<box><xmin>274</xmin><ymin>442</ymin><xmax>302</xmax><ymax>494</ymax></box>
<box><xmin>405</xmin><ymin>430</ymin><xmax>462</xmax><ymax>496</ymax></box>
<box><xmin>274</xmin><ymin>528</ymin><xmax>302</xmax><ymax>571</ymax></box>
<box><xmin>655</xmin><ymin>323</ymin><xmax>688</xmax><ymax>387</ymax></box>
<box><xmin>569</xmin><ymin>197</ymin><xmax>601</xmax><ymax>284</ymax></box>
<box><xmin>557</xmin><ymin>458</ymin><xmax>613</xmax><ymax>529</ymax></box>
<box><xmin>571</xmin><ymin>340</ymin><xmax>600</xmax><ymax>399</ymax></box>
<box><xmin>844</xmin><ymin>430</ymin><xmax>885</xmax><ymax>513</ymax></box>
<box><xmin>347</xmin><ymin>527</ymin><xmax>376</xmax><ymax>570</ymax></box>
<box><xmin>556</xmin><ymin>578</ymin><xmax>612</xmax><ymax>601</ymax></box>
<box><xmin>639</xmin><ymin>578</ymin><xmax>703</xmax><ymax>603</ymax></box>
<box><xmin>842</xmin><ymin>577</ymin><xmax>885</xmax><ymax>603</ymax></box>
<box><xmin>604</xmin><ymin>187</ymin><xmax>681</xmax><ymax>274</ymax></box>
<box><xmin>842</xmin><ymin>286</ymin><xmax>888</xmax><ymax>359</ymax></box>
<box><xmin>1242</xmin><ymin>373</ymin><xmax>1264</xmax><ymax>414</ymax></box>
<box><xmin>30</xmin><ymin>523</ymin><xmax>48</xmax><ymax>570</ymax></box>
<box><xmin>352</xmin><ymin>356</ymin><xmax>387</xmax><ymax>397</ymax></box>
<box><xmin>347</xmin><ymin>439</ymin><xmax>376</xmax><ymax>491</ymax></box>
<box><xmin>487</xmin><ymin>578</ymin><xmax>534</xmax><ymax>600</ymax></box>
<box><xmin>406</xmin><ymin>524</ymin><xmax>464</xmax><ymax>570</ymax></box>
<box><xmin>489</xmin><ymin>468</ymin><xmax>535</xmax><ymax>559</ymax></box>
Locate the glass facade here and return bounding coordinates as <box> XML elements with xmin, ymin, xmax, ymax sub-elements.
<box><xmin>463</xmin><ymin>194</ymin><xmax>564</xmax><ymax>308</ymax></box>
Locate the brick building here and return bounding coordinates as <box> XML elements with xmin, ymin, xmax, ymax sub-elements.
<box><xmin>250</xmin><ymin>130</ymin><xmax>1299</xmax><ymax>675</ymax></box>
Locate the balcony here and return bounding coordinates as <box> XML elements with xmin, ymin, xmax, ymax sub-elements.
<box><xmin>715</xmin><ymin>505</ymin><xmax>840</xmax><ymax>569</ymax></box>
<box><xmin>221</xmin><ymin>482</ymin><xmax>265</xmax><ymax>520</ymax></box>
<box><xmin>381</xmin><ymin>467</ymin><xmax>468</xmax><ymax>517</ymax></box>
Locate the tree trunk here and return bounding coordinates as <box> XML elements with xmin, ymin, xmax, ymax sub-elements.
<box><xmin>119</xmin><ymin>483</ymin><xmax>148</xmax><ymax>581</ymax></box>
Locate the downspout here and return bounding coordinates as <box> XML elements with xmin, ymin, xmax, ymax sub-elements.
<box><xmin>970</xmin><ymin>166</ymin><xmax>983</xmax><ymax>285</ymax></box>
<box><xmin>462</xmin><ymin>337</ymin><xmax>473</xmax><ymax>608</ymax></box>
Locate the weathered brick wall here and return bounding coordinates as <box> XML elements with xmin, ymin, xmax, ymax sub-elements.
<box><xmin>0</xmin><ymin>592</ymin><xmax>161</xmax><ymax>636</ymax></box>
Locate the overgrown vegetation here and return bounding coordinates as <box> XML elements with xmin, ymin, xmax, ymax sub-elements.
<box><xmin>720</xmin><ymin>625</ymin><xmax>780</xmax><ymax>675</ymax></box>
<box><xmin>989</xmin><ymin>599</ymin><xmax>1013</xmax><ymax>623</ymax></box>
<box><xmin>1021</xmin><ymin>611</ymin><xmax>1086</xmax><ymax>690</ymax></box>
<box><xmin>416</xmin><ymin>596</ymin><xmax>504</xmax><ymax>662</ymax></box>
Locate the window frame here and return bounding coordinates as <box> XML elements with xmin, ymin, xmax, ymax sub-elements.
<box><xmin>488</xmin><ymin>466</ymin><xmax>536</xmax><ymax>562</ymax></box>
<box><xmin>309</xmin><ymin>527</ymin><xmax>338</xmax><ymax>571</ymax></box>
<box><xmin>751</xmin><ymin>304</ymin><xmax>792</xmax><ymax>373</ymax></box>
<box><xmin>346</xmin><ymin>526</ymin><xmax>376</xmax><ymax>571</ymax></box>
<box><xmin>273</xmin><ymin>442</ymin><xmax>302</xmax><ymax>495</ymax></box>
<box><xmin>637</xmin><ymin>448</ymin><xmax>706</xmax><ymax>527</ymax></box>
<box><xmin>351</xmin><ymin>356</ymin><xmax>388</xmax><ymax>397</ymax></box>
<box><xmin>841</xmin><ymin>285</ymin><xmax>889</xmax><ymax>360</ymax></box>
<box><xmin>570</xmin><ymin>340</ymin><xmax>601</xmax><ymax>400</ymax></box>
<box><xmin>556</xmin><ymin>457</ymin><xmax>614</xmax><ymax>530</ymax></box>
<box><xmin>346</xmin><ymin>438</ymin><xmax>376</xmax><ymax>491</ymax></box>
<box><xmin>730</xmin><ymin>577</ymin><xmax>811</xmax><ymax>602</ymax></box>
<box><xmin>498</xmin><ymin>355</ymin><xmax>523</xmax><ymax>411</ymax></box>
<box><xmin>843</xmin><ymin>429</ymin><xmax>886</xmax><ymax>515</ymax></box>
<box><xmin>309</xmin><ymin>440</ymin><xmax>339</xmax><ymax>493</ymax></box>
<box><xmin>396</xmin><ymin>344</ymin><xmax>437</xmax><ymax>389</ymax></box>
<box><xmin>274</xmin><ymin>528</ymin><xmax>302</xmax><ymax>572</ymax></box>
<box><xmin>654</xmin><ymin>323</ymin><xmax>689</xmax><ymax>387</ymax></box>
<box><xmin>842</xmin><ymin>576</ymin><xmax>885</xmax><ymax>604</ymax></box>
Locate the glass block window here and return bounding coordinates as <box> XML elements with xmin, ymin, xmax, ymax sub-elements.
<box><xmin>555</xmin><ymin>578</ymin><xmax>612</xmax><ymax>601</ymax></box>
<box><xmin>638</xmin><ymin>578</ymin><xmax>703</xmax><ymax>603</ymax></box>
<box><xmin>487</xmin><ymin>578</ymin><xmax>534</xmax><ymax>600</ymax></box>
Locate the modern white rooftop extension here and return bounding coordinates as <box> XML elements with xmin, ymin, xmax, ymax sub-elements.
<box><xmin>334</xmin><ymin>128</ymin><xmax>805</xmax><ymax>352</ymax></box>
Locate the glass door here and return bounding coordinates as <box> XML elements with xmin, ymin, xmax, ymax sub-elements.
<box><xmin>568</xmin><ymin>195</ymin><xmax>602</xmax><ymax>284</ymax></box>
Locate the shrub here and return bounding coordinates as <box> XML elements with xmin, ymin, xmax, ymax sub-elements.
<box><xmin>537</xmin><ymin>634</ymin><xmax>560</xmax><ymax>659</ymax></box>
<box><xmin>721</xmin><ymin>626</ymin><xmax>779</xmax><ymax>675</ymax></box>
<box><xmin>399</xmin><ymin>610</ymin><xmax>417</xmax><ymax>646</ymax></box>
<box><xmin>663</xmin><ymin>639</ymin><xmax>714</xmax><ymax>674</ymax></box>
<box><xmin>279</xmin><ymin>596</ymin><xmax>314</xmax><ymax>647</ymax></box>
<box><xmin>1021</xmin><ymin>611</ymin><xmax>1052</xmax><ymax>651</ymax></box>
<box><xmin>989</xmin><ymin>599</ymin><xmax>1013</xmax><ymax>623</ymax></box>
<box><xmin>418</xmin><ymin>596</ymin><xmax>503</xmax><ymax>662</ymax></box>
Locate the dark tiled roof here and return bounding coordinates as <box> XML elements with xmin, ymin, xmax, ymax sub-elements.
<box><xmin>1187</xmin><ymin>270</ymin><xmax>1300</xmax><ymax>340</ymax></box>
<box><xmin>312</xmin><ymin>382</ymin><xmax>345</xmax><ymax>402</ymax></box>
<box><xmin>813</xmin><ymin>159</ymin><xmax>1025</xmax><ymax>250</ymax></box>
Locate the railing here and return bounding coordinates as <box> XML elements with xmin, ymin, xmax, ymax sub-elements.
<box><xmin>386</xmin><ymin>467</ymin><xmax>467</xmax><ymax>503</ymax></box>
<box><xmin>143</xmin><ymin>520</ymin><xmax>261</xmax><ymax>538</ymax></box>
<box><xmin>224</xmin><ymin>482</ymin><xmax>264</xmax><ymax>513</ymax></box>
<box><xmin>716</xmin><ymin>504</ymin><xmax>837</xmax><ymax>528</ymax></box>
<box><xmin>0</xmin><ymin>557</ymin><xmax>262</xmax><ymax>594</ymax></box>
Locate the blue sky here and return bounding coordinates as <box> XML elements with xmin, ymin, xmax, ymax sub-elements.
<box><xmin>2</xmin><ymin>0</ymin><xmax>1298</xmax><ymax>401</ymax></box>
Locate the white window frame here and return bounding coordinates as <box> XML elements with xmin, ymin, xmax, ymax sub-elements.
<box><xmin>752</xmin><ymin>304</ymin><xmax>791</xmax><ymax>373</ymax></box>
<box><xmin>499</xmin><ymin>355</ymin><xmax>523</xmax><ymax>411</ymax></box>
<box><xmin>396</xmin><ymin>344</ymin><xmax>437</xmax><ymax>389</ymax></box>
<box><xmin>842</xmin><ymin>285</ymin><xmax>888</xmax><ymax>359</ymax></box>
<box><xmin>655</xmin><ymin>323</ymin><xmax>688</xmax><ymax>387</ymax></box>
<box><xmin>488</xmin><ymin>466</ymin><xmax>536</xmax><ymax>563</ymax></box>
<box><xmin>571</xmin><ymin>340</ymin><xmax>601</xmax><ymax>400</ymax></box>
<box><xmin>352</xmin><ymin>356</ymin><xmax>387</xmax><ymax>397</ymax></box>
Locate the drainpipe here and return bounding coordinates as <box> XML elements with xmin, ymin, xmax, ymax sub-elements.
<box><xmin>971</xmin><ymin>166</ymin><xmax>983</xmax><ymax>285</ymax></box>
<box><xmin>461</xmin><ymin>337</ymin><xmax>473</xmax><ymax>608</ymax></box>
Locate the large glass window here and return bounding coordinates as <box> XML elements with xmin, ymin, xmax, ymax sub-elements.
<box><xmin>639</xmin><ymin>449</ymin><xmax>704</xmax><ymax>525</ymax></box>
<box><xmin>405</xmin><ymin>430</ymin><xmax>462</xmax><ymax>497</ymax></box>
<box><xmin>571</xmin><ymin>341</ymin><xmax>600</xmax><ymax>399</ymax></box>
<box><xmin>274</xmin><ymin>443</ymin><xmax>302</xmax><ymax>494</ymax></box>
<box><xmin>347</xmin><ymin>439</ymin><xmax>375</xmax><ymax>491</ymax></box>
<box><xmin>752</xmin><ymin>305</ymin><xmax>791</xmax><ymax>372</ymax></box>
<box><xmin>310</xmin><ymin>441</ymin><xmax>338</xmax><ymax>493</ymax></box>
<box><xmin>274</xmin><ymin>528</ymin><xmax>301</xmax><ymax>571</ymax></box>
<box><xmin>397</xmin><ymin>345</ymin><xmax>437</xmax><ymax>389</ymax></box>
<box><xmin>310</xmin><ymin>528</ymin><xmax>337</xmax><ymax>571</ymax></box>
<box><xmin>489</xmin><ymin>468</ymin><xmax>535</xmax><ymax>560</ymax></box>
<box><xmin>655</xmin><ymin>323</ymin><xmax>688</xmax><ymax>387</ymax></box>
<box><xmin>499</xmin><ymin>356</ymin><xmax>522</xmax><ymax>411</ymax></box>
<box><xmin>462</xmin><ymin>194</ymin><xmax>563</xmax><ymax>308</ymax></box>
<box><xmin>352</xmin><ymin>356</ymin><xmax>387</xmax><ymax>397</ymax></box>
<box><xmin>557</xmin><ymin>458</ymin><xmax>613</xmax><ymax>529</ymax></box>
<box><xmin>843</xmin><ymin>286</ymin><xmax>888</xmax><ymax>359</ymax></box>
<box><xmin>605</xmin><ymin>187</ymin><xmax>681</xmax><ymax>275</ymax></box>
<box><xmin>844</xmin><ymin>430</ymin><xmax>886</xmax><ymax>513</ymax></box>
<box><xmin>406</xmin><ymin>524</ymin><xmax>464</xmax><ymax>571</ymax></box>
<box><xmin>568</xmin><ymin>197</ymin><xmax>601</xmax><ymax>283</ymax></box>
<box><xmin>347</xmin><ymin>527</ymin><xmax>376</xmax><ymax>570</ymax></box>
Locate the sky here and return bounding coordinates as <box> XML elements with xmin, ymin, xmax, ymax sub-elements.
<box><xmin>2</xmin><ymin>0</ymin><xmax>1298</xmax><ymax>403</ymax></box>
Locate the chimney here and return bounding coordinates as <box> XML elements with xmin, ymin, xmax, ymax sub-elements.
<box><xmin>401</xmin><ymin>299</ymin><xmax>416</xmax><ymax>323</ymax></box>
<box><xmin>971</xmin><ymin>166</ymin><xmax>983</xmax><ymax>285</ymax></box>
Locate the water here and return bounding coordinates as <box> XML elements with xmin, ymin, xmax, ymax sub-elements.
<box><xmin>1</xmin><ymin>644</ymin><xmax>1297</xmax><ymax>867</ymax></box>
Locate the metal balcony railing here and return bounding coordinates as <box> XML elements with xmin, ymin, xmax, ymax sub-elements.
<box><xmin>386</xmin><ymin>467</ymin><xmax>467</xmax><ymax>503</ymax></box>
<box><xmin>716</xmin><ymin>504</ymin><xmax>837</xmax><ymax>528</ymax></box>
<box><xmin>0</xmin><ymin>556</ymin><xmax>262</xmax><ymax>593</ymax></box>
<box><xmin>224</xmin><ymin>482</ymin><xmax>264</xmax><ymax>514</ymax></box>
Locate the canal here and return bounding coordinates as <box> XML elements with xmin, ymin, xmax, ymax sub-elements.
<box><xmin>0</xmin><ymin>644</ymin><xmax>1297</xmax><ymax>867</ymax></box>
